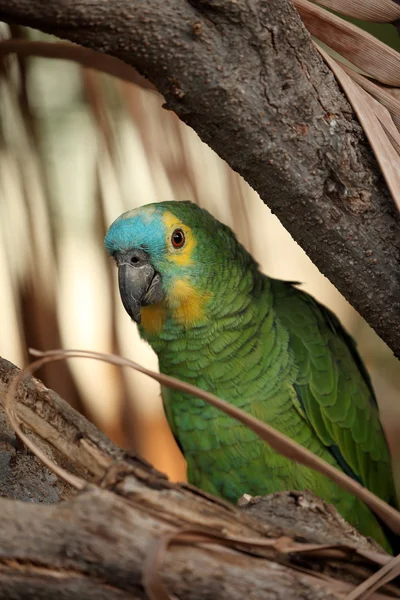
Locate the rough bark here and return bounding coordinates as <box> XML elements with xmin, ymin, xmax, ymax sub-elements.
<box><xmin>0</xmin><ymin>0</ymin><xmax>399</xmax><ymax>356</ymax></box>
<box><xmin>0</xmin><ymin>355</ymin><xmax>398</xmax><ymax>599</ymax></box>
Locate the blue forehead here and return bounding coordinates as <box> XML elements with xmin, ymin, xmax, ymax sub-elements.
<box><xmin>104</xmin><ymin>210</ymin><xmax>166</xmax><ymax>255</ymax></box>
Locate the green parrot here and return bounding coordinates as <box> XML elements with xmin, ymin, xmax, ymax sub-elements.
<box><xmin>105</xmin><ymin>200</ymin><xmax>397</xmax><ymax>551</ymax></box>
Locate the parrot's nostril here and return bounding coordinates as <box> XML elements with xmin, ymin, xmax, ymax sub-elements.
<box><xmin>129</xmin><ymin>249</ymin><xmax>149</xmax><ymax>265</ymax></box>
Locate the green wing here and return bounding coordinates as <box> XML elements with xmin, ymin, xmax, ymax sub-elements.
<box><xmin>271</xmin><ymin>279</ymin><xmax>397</xmax><ymax>508</ymax></box>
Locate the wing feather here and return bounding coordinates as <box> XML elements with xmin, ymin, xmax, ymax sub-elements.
<box><xmin>272</xmin><ymin>280</ymin><xmax>396</xmax><ymax>506</ymax></box>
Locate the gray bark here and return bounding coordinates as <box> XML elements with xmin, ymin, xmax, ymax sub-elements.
<box><xmin>0</xmin><ymin>356</ymin><xmax>397</xmax><ymax>599</ymax></box>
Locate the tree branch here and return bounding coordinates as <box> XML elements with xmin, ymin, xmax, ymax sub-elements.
<box><xmin>0</xmin><ymin>355</ymin><xmax>397</xmax><ymax>599</ymax></box>
<box><xmin>0</xmin><ymin>0</ymin><xmax>399</xmax><ymax>355</ymax></box>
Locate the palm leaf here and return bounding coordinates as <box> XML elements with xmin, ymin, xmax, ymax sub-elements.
<box><xmin>313</xmin><ymin>0</ymin><xmax>400</xmax><ymax>23</ymax></box>
<box><xmin>293</xmin><ymin>0</ymin><xmax>400</xmax><ymax>211</ymax></box>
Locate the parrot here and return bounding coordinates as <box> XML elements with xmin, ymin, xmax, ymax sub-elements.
<box><xmin>105</xmin><ymin>200</ymin><xmax>398</xmax><ymax>552</ymax></box>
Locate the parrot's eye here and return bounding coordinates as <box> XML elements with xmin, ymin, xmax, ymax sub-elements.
<box><xmin>171</xmin><ymin>228</ymin><xmax>185</xmax><ymax>249</ymax></box>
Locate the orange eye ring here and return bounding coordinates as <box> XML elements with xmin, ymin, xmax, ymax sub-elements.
<box><xmin>171</xmin><ymin>228</ymin><xmax>185</xmax><ymax>249</ymax></box>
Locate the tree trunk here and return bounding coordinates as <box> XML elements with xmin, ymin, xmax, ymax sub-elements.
<box><xmin>0</xmin><ymin>0</ymin><xmax>399</xmax><ymax>355</ymax></box>
<box><xmin>0</xmin><ymin>355</ymin><xmax>398</xmax><ymax>599</ymax></box>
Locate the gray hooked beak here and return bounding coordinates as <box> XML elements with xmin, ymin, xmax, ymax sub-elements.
<box><xmin>117</xmin><ymin>249</ymin><xmax>164</xmax><ymax>324</ymax></box>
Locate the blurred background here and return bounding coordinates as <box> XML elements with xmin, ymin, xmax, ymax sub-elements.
<box><xmin>0</xmin><ymin>25</ymin><xmax>399</xmax><ymax>485</ymax></box>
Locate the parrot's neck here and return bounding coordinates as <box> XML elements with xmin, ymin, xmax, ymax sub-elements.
<box><xmin>138</xmin><ymin>270</ymin><xmax>280</xmax><ymax>394</ymax></box>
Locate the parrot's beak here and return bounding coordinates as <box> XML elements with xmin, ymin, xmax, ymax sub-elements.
<box><xmin>117</xmin><ymin>250</ymin><xmax>164</xmax><ymax>324</ymax></box>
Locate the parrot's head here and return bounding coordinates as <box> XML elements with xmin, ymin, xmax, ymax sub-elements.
<box><xmin>104</xmin><ymin>201</ymin><xmax>257</xmax><ymax>334</ymax></box>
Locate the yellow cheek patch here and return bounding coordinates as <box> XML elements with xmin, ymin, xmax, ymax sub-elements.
<box><xmin>140</xmin><ymin>280</ymin><xmax>211</xmax><ymax>332</ymax></box>
<box><xmin>162</xmin><ymin>211</ymin><xmax>196</xmax><ymax>267</ymax></box>
<box><xmin>140</xmin><ymin>304</ymin><xmax>167</xmax><ymax>335</ymax></box>
<box><xmin>169</xmin><ymin>279</ymin><xmax>211</xmax><ymax>327</ymax></box>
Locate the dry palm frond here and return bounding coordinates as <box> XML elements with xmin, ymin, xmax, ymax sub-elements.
<box><xmin>316</xmin><ymin>46</ymin><xmax>400</xmax><ymax>211</ymax></box>
<box><xmin>293</xmin><ymin>0</ymin><xmax>400</xmax><ymax>212</ymax></box>
<box><xmin>296</xmin><ymin>1</ymin><xmax>400</xmax><ymax>85</ymax></box>
<box><xmin>0</xmin><ymin>38</ymin><xmax>155</xmax><ymax>91</ymax></box>
<box><xmin>312</xmin><ymin>0</ymin><xmax>400</xmax><ymax>23</ymax></box>
<box><xmin>339</xmin><ymin>64</ymin><xmax>400</xmax><ymax>131</ymax></box>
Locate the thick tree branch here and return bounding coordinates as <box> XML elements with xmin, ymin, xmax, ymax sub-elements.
<box><xmin>0</xmin><ymin>355</ymin><xmax>397</xmax><ymax>599</ymax></box>
<box><xmin>0</xmin><ymin>0</ymin><xmax>399</xmax><ymax>355</ymax></box>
